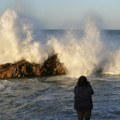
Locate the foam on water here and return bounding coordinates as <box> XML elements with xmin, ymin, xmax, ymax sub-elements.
<box><xmin>0</xmin><ymin>80</ymin><xmax>9</xmax><ymax>90</ymax></box>
<box><xmin>103</xmin><ymin>49</ymin><xmax>120</xmax><ymax>75</ymax></box>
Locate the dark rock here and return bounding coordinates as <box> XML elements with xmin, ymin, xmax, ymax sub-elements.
<box><xmin>0</xmin><ymin>54</ymin><xmax>66</xmax><ymax>79</ymax></box>
<box><xmin>41</xmin><ymin>54</ymin><xmax>66</xmax><ymax>76</ymax></box>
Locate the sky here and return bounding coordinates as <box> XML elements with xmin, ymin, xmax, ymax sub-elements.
<box><xmin>0</xmin><ymin>0</ymin><xmax>120</xmax><ymax>29</ymax></box>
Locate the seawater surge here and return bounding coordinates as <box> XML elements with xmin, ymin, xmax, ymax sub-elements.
<box><xmin>1</xmin><ymin>9</ymin><xmax>120</xmax><ymax>77</ymax></box>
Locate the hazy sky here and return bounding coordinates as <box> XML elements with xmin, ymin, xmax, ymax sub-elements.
<box><xmin>0</xmin><ymin>0</ymin><xmax>120</xmax><ymax>29</ymax></box>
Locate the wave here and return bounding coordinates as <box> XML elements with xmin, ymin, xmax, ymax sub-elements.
<box><xmin>1</xmin><ymin>9</ymin><xmax>120</xmax><ymax>77</ymax></box>
<box><xmin>0</xmin><ymin>9</ymin><xmax>48</xmax><ymax>64</ymax></box>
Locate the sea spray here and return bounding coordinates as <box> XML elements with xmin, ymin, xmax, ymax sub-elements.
<box><xmin>1</xmin><ymin>9</ymin><xmax>120</xmax><ymax>77</ymax></box>
<box><xmin>103</xmin><ymin>49</ymin><xmax>120</xmax><ymax>75</ymax></box>
<box><xmin>101</xmin><ymin>32</ymin><xmax>120</xmax><ymax>75</ymax></box>
<box><xmin>47</xmin><ymin>18</ymin><xmax>103</xmax><ymax>77</ymax></box>
<box><xmin>0</xmin><ymin>9</ymin><xmax>48</xmax><ymax>64</ymax></box>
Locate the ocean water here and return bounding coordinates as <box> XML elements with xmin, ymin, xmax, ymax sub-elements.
<box><xmin>1</xmin><ymin>9</ymin><xmax>120</xmax><ymax>120</ymax></box>
<box><xmin>0</xmin><ymin>76</ymin><xmax>120</xmax><ymax>120</ymax></box>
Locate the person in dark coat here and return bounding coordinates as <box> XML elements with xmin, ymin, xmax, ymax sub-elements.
<box><xmin>74</xmin><ymin>76</ymin><xmax>94</xmax><ymax>120</ymax></box>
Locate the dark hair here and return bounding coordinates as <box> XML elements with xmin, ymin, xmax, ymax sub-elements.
<box><xmin>77</xmin><ymin>76</ymin><xmax>90</xmax><ymax>86</ymax></box>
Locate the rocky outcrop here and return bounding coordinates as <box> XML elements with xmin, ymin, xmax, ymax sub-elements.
<box><xmin>0</xmin><ymin>54</ymin><xmax>66</xmax><ymax>79</ymax></box>
<box><xmin>41</xmin><ymin>54</ymin><xmax>66</xmax><ymax>76</ymax></box>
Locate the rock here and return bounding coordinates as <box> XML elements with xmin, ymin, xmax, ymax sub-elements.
<box><xmin>41</xmin><ymin>54</ymin><xmax>66</xmax><ymax>76</ymax></box>
<box><xmin>0</xmin><ymin>54</ymin><xmax>66</xmax><ymax>79</ymax></box>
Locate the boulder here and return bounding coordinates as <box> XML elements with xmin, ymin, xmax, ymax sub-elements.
<box><xmin>41</xmin><ymin>54</ymin><xmax>66</xmax><ymax>76</ymax></box>
<box><xmin>0</xmin><ymin>54</ymin><xmax>66</xmax><ymax>79</ymax></box>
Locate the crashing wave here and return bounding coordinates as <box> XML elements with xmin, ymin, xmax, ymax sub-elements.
<box><xmin>0</xmin><ymin>9</ymin><xmax>120</xmax><ymax>78</ymax></box>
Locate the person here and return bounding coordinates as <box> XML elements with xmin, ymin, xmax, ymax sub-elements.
<box><xmin>74</xmin><ymin>76</ymin><xmax>94</xmax><ymax>120</ymax></box>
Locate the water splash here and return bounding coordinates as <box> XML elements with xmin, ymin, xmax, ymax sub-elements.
<box><xmin>1</xmin><ymin>9</ymin><xmax>120</xmax><ymax>77</ymax></box>
<box><xmin>103</xmin><ymin>49</ymin><xmax>120</xmax><ymax>75</ymax></box>
<box><xmin>47</xmin><ymin>18</ymin><xmax>103</xmax><ymax>77</ymax></box>
<box><xmin>0</xmin><ymin>9</ymin><xmax>48</xmax><ymax>64</ymax></box>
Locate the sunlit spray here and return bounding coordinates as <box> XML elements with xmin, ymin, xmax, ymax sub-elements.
<box><xmin>0</xmin><ymin>9</ymin><xmax>48</xmax><ymax>64</ymax></box>
<box><xmin>47</xmin><ymin>18</ymin><xmax>103</xmax><ymax>77</ymax></box>
<box><xmin>1</xmin><ymin>9</ymin><xmax>120</xmax><ymax>77</ymax></box>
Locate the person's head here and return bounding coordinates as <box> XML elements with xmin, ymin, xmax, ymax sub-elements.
<box><xmin>77</xmin><ymin>76</ymin><xmax>90</xmax><ymax>86</ymax></box>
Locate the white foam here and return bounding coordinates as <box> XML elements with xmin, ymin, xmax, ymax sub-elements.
<box><xmin>47</xmin><ymin>18</ymin><xmax>103</xmax><ymax>77</ymax></box>
<box><xmin>103</xmin><ymin>49</ymin><xmax>120</xmax><ymax>75</ymax></box>
<box><xmin>1</xmin><ymin>9</ymin><xmax>120</xmax><ymax>77</ymax></box>
<box><xmin>0</xmin><ymin>80</ymin><xmax>11</xmax><ymax>90</ymax></box>
<box><xmin>0</xmin><ymin>9</ymin><xmax>48</xmax><ymax>64</ymax></box>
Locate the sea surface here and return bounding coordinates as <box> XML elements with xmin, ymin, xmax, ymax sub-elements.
<box><xmin>0</xmin><ymin>75</ymin><xmax>120</xmax><ymax>120</ymax></box>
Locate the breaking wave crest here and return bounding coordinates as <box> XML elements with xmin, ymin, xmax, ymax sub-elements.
<box><xmin>1</xmin><ymin>9</ymin><xmax>120</xmax><ymax>77</ymax></box>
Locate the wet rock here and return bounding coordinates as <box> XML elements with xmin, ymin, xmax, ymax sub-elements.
<box><xmin>0</xmin><ymin>54</ymin><xmax>66</xmax><ymax>79</ymax></box>
<box><xmin>41</xmin><ymin>54</ymin><xmax>66</xmax><ymax>76</ymax></box>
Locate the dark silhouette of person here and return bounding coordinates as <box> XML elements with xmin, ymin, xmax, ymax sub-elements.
<box><xmin>74</xmin><ymin>76</ymin><xmax>94</xmax><ymax>120</ymax></box>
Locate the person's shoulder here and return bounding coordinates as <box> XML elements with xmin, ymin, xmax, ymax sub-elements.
<box><xmin>74</xmin><ymin>85</ymin><xmax>78</xmax><ymax>89</ymax></box>
<box><xmin>87</xmin><ymin>84</ymin><xmax>92</xmax><ymax>88</ymax></box>
<box><xmin>74</xmin><ymin>85</ymin><xmax>80</xmax><ymax>91</ymax></box>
